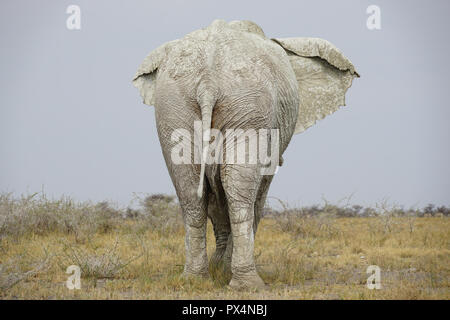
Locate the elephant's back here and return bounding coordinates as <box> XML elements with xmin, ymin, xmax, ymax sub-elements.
<box><xmin>160</xmin><ymin>23</ymin><xmax>297</xmax><ymax>96</ymax></box>
<box><xmin>211</xmin><ymin>29</ymin><xmax>297</xmax><ymax>93</ymax></box>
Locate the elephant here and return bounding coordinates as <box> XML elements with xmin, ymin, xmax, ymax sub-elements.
<box><xmin>133</xmin><ymin>19</ymin><xmax>358</xmax><ymax>289</ymax></box>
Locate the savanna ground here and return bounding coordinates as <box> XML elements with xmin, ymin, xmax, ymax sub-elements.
<box><xmin>0</xmin><ymin>192</ymin><xmax>448</xmax><ymax>299</ymax></box>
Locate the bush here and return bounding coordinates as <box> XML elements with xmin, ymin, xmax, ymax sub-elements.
<box><xmin>57</xmin><ymin>239</ymin><xmax>141</xmax><ymax>280</ymax></box>
<box><xmin>0</xmin><ymin>192</ymin><xmax>122</xmax><ymax>242</ymax></box>
<box><xmin>0</xmin><ymin>192</ymin><xmax>447</xmax><ymax>242</ymax></box>
<box><xmin>129</xmin><ymin>194</ymin><xmax>183</xmax><ymax>234</ymax></box>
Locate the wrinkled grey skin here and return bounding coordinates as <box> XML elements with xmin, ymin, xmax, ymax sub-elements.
<box><xmin>133</xmin><ymin>19</ymin><xmax>358</xmax><ymax>289</ymax></box>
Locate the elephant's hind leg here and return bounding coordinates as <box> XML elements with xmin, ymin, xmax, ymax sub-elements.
<box><xmin>155</xmin><ymin>99</ymin><xmax>209</xmax><ymax>278</ymax></box>
<box><xmin>221</xmin><ymin>164</ymin><xmax>266</xmax><ymax>289</ymax></box>
<box><xmin>169</xmin><ymin>166</ymin><xmax>209</xmax><ymax>277</ymax></box>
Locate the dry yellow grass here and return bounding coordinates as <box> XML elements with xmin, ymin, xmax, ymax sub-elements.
<box><xmin>1</xmin><ymin>210</ymin><xmax>448</xmax><ymax>299</ymax></box>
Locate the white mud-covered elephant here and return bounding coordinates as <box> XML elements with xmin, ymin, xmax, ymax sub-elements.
<box><xmin>133</xmin><ymin>19</ymin><xmax>358</xmax><ymax>289</ymax></box>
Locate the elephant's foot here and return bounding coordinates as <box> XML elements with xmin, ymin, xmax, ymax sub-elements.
<box><xmin>229</xmin><ymin>265</ymin><xmax>266</xmax><ymax>290</ymax></box>
<box><xmin>229</xmin><ymin>270</ymin><xmax>266</xmax><ymax>290</ymax></box>
<box><xmin>182</xmin><ymin>265</ymin><xmax>209</xmax><ymax>279</ymax></box>
<box><xmin>183</xmin><ymin>254</ymin><xmax>209</xmax><ymax>278</ymax></box>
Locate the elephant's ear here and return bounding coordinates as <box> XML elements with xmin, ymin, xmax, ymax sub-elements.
<box><xmin>272</xmin><ymin>38</ymin><xmax>359</xmax><ymax>134</ymax></box>
<box><xmin>132</xmin><ymin>40</ymin><xmax>178</xmax><ymax>106</ymax></box>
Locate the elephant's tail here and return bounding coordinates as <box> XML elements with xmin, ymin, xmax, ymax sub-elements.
<box><xmin>196</xmin><ymin>77</ymin><xmax>218</xmax><ymax>199</ymax></box>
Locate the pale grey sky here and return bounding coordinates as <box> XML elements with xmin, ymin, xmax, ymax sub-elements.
<box><xmin>1</xmin><ymin>0</ymin><xmax>449</xmax><ymax>208</ymax></box>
